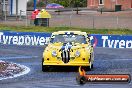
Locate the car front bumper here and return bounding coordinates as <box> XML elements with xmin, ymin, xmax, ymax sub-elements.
<box><xmin>43</xmin><ymin>61</ymin><xmax>90</xmax><ymax>66</ymax></box>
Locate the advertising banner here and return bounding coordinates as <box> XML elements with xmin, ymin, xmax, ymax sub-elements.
<box><xmin>0</xmin><ymin>31</ymin><xmax>132</xmax><ymax>48</ymax></box>
<box><xmin>0</xmin><ymin>31</ymin><xmax>51</xmax><ymax>45</ymax></box>
<box><xmin>90</xmin><ymin>34</ymin><xmax>132</xmax><ymax>48</ymax></box>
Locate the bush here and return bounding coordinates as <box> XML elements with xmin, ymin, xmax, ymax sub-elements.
<box><xmin>37</xmin><ymin>1</ymin><xmax>45</xmax><ymax>7</ymax></box>
<box><xmin>27</xmin><ymin>0</ymin><xmax>34</xmax><ymax>7</ymax></box>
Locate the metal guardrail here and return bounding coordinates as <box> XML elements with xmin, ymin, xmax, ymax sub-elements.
<box><xmin>27</xmin><ymin>7</ymin><xmax>96</xmax><ymax>11</ymax></box>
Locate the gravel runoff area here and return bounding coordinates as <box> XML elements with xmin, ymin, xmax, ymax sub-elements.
<box><xmin>0</xmin><ymin>60</ymin><xmax>30</xmax><ymax>80</ymax></box>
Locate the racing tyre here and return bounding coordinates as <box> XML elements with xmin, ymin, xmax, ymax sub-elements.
<box><xmin>76</xmin><ymin>75</ymin><xmax>87</xmax><ymax>85</ymax></box>
<box><xmin>42</xmin><ymin>66</ymin><xmax>49</xmax><ymax>72</ymax></box>
<box><xmin>42</xmin><ymin>58</ymin><xmax>49</xmax><ymax>72</ymax></box>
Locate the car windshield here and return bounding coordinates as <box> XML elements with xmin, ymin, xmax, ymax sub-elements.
<box><xmin>50</xmin><ymin>34</ymin><xmax>87</xmax><ymax>44</ymax></box>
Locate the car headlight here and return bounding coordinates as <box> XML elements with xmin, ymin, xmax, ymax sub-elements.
<box><xmin>75</xmin><ymin>51</ymin><xmax>80</xmax><ymax>57</ymax></box>
<box><xmin>52</xmin><ymin>51</ymin><xmax>57</xmax><ymax>57</ymax></box>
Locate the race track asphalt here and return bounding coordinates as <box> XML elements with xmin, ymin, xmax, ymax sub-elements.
<box><xmin>0</xmin><ymin>45</ymin><xmax>132</xmax><ymax>88</ymax></box>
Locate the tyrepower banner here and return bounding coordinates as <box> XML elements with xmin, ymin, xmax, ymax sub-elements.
<box><xmin>0</xmin><ymin>31</ymin><xmax>132</xmax><ymax>48</ymax></box>
<box><xmin>0</xmin><ymin>31</ymin><xmax>51</xmax><ymax>45</ymax></box>
<box><xmin>90</xmin><ymin>34</ymin><xmax>132</xmax><ymax>48</ymax></box>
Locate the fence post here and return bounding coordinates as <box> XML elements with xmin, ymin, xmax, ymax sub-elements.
<box><xmin>3</xmin><ymin>0</ymin><xmax>6</xmax><ymax>21</ymax></box>
<box><xmin>92</xmin><ymin>16</ymin><xmax>95</xmax><ymax>29</ymax></box>
<box><xmin>25</xmin><ymin>11</ymin><xmax>28</xmax><ymax>27</ymax></box>
<box><xmin>19</xmin><ymin>10</ymin><xmax>23</xmax><ymax>20</ymax></box>
<box><xmin>116</xmin><ymin>16</ymin><xmax>119</xmax><ymax>28</ymax></box>
<box><xmin>70</xmin><ymin>14</ymin><xmax>72</xmax><ymax>27</ymax></box>
<box><xmin>69</xmin><ymin>10</ymin><xmax>74</xmax><ymax>27</ymax></box>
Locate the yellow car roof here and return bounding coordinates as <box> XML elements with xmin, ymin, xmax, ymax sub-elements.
<box><xmin>52</xmin><ymin>31</ymin><xmax>87</xmax><ymax>36</ymax></box>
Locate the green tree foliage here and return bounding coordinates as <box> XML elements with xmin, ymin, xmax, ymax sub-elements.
<box><xmin>27</xmin><ymin>0</ymin><xmax>46</xmax><ymax>7</ymax></box>
<box><xmin>46</xmin><ymin>0</ymin><xmax>87</xmax><ymax>7</ymax></box>
<box><xmin>36</xmin><ymin>1</ymin><xmax>45</xmax><ymax>7</ymax></box>
<box><xmin>27</xmin><ymin>0</ymin><xmax>87</xmax><ymax>7</ymax></box>
<box><xmin>27</xmin><ymin>0</ymin><xmax>34</xmax><ymax>7</ymax></box>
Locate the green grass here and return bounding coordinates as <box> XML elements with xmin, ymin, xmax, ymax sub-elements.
<box><xmin>0</xmin><ymin>24</ymin><xmax>132</xmax><ymax>35</ymax></box>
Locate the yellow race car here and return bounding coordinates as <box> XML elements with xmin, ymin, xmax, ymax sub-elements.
<box><xmin>42</xmin><ymin>31</ymin><xmax>94</xmax><ymax>71</ymax></box>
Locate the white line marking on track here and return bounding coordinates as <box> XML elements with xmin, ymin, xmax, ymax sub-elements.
<box><xmin>0</xmin><ymin>56</ymin><xmax>38</xmax><ymax>59</ymax></box>
<box><xmin>96</xmin><ymin>59</ymin><xmax>132</xmax><ymax>61</ymax></box>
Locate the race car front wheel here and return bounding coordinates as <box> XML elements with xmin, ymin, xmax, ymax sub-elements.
<box><xmin>76</xmin><ymin>75</ymin><xmax>87</xmax><ymax>85</ymax></box>
<box><xmin>42</xmin><ymin>58</ymin><xmax>49</xmax><ymax>72</ymax></box>
<box><xmin>42</xmin><ymin>66</ymin><xmax>49</xmax><ymax>72</ymax></box>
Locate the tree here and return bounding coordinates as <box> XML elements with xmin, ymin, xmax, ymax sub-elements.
<box><xmin>47</xmin><ymin>0</ymin><xmax>87</xmax><ymax>7</ymax></box>
<box><xmin>37</xmin><ymin>1</ymin><xmax>45</xmax><ymax>7</ymax></box>
<box><xmin>27</xmin><ymin>0</ymin><xmax>87</xmax><ymax>7</ymax></box>
<box><xmin>27</xmin><ymin>0</ymin><xmax>34</xmax><ymax>7</ymax></box>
